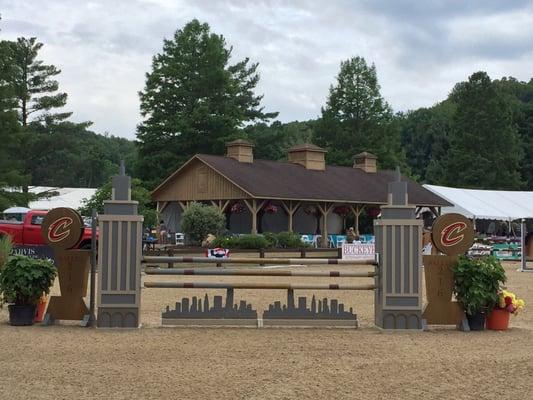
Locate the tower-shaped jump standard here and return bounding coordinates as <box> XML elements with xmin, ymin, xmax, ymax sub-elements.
<box><xmin>374</xmin><ymin>168</ymin><xmax>423</xmax><ymax>329</ymax></box>
<box><xmin>97</xmin><ymin>162</ymin><xmax>144</xmax><ymax>328</ymax></box>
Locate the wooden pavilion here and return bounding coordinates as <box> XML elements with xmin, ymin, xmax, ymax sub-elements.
<box><xmin>151</xmin><ymin>140</ymin><xmax>450</xmax><ymax>246</ymax></box>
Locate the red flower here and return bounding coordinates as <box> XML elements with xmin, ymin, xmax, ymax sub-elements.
<box><xmin>367</xmin><ymin>207</ymin><xmax>381</xmax><ymax>218</ymax></box>
<box><xmin>505</xmin><ymin>296</ymin><xmax>513</xmax><ymax>306</ymax></box>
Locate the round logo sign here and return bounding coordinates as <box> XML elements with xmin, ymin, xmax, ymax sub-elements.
<box><xmin>431</xmin><ymin>213</ymin><xmax>475</xmax><ymax>256</ymax></box>
<box><xmin>41</xmin><ymin>208</ymin><xmax>84</xmax><ymax>250</ymax></box>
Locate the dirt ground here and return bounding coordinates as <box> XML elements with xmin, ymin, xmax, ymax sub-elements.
<box><xmin>1</xmin><ymin>261</ymin><xmax>533</xmax><ymax>400</ymax></box>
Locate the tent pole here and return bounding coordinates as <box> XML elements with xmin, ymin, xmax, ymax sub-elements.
<box><xmin>521</xmin><ymin>218</ymin><xmax>527</xmax><ymax>272</ymax></box>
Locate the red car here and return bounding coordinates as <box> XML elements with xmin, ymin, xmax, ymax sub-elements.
<box><xmin>0</xmin><ymin>210</ymin><xmax>95</xmax><ymax>249</ymax></box>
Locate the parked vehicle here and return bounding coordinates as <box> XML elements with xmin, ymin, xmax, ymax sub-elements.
<box><xmin>0</xmin><ymin>210</ymin><xmax>95</xmax><ymax>249</ymax></box>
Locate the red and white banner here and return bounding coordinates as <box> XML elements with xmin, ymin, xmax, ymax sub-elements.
<box><xmin>206</xmin><ymin>248</ymin><xmax>230</xmax><ymax>259</ymax></box>
<box><xmin>342</xmin><ymin>243</ymin><xmax>375</xmax><ymax>260</ymax></box>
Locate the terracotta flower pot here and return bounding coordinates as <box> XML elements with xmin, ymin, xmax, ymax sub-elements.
<box><xmin>34</xmin><ymin>300</ymin><xmax>48</xmax><ymax>323</ymax></box>
<box><xmin>486</xmin><ymin>308</ymin><xmax>510</xmax><ymax>330</ymax></box>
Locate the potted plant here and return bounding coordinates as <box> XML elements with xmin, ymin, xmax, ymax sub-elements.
<box><xmin>0</xmin><ymin>234</ymin><xmax>13</xmax><ymax>269</ymax></box>
<box><xmin>486</xmin><ymin>289</ymin><xmax>525</xmax><ymax>330</ymax></box>
<box><xmin>452</xmin><ymin>256</ymin><xmax>506</xmax><ymax>331</ymax></box>
<box><xmin>0</xmin><ymin>255</ymin><xmax>56</xmax><ymax>326</ymax></box>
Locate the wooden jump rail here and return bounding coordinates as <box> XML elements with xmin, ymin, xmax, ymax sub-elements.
<box><xmin>142</xmin><ymin>256</ymin><xmax>377</xmax><ymax>266</ymax></box>
<box><xmin>144</xmin><ymin>282</ymin><xmax>376</xmax><ymax>290</ymax></box>
<box><xmin>145</xmin><ymin>267</ymin><xmax>376</xmax><ymax>278</ymax></box>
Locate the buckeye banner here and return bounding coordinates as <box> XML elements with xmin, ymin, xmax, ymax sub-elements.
<box><xmin>342</xmin><ymin>243</ymin><xmax>375</xmax><ymax>260</ymax></box>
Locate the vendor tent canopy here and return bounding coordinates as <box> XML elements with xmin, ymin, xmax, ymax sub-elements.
<box><xmin>423</xmin><ymin>184</ymin><xmax>533</xmax><ymax>220</ymax></box>
<box><xmin>2</xmin><ymin>206</ymin><xmax>30</xmax><ymax>214</ymax></box>
<box><xmin>28</xmin><ymin>187</ymin><xmax>96</xmax><ymax>211</ymax></box>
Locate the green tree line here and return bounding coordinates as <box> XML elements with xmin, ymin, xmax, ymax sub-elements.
<box><xmin>3</xmin><ymin>17</ymin><xmax>533</xmax><ymax>218</ymax></box>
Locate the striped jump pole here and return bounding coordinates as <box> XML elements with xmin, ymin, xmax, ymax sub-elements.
<box><xmin>144</xmin><ymin>282</ymin><xmax>376</xmax><ymax>290</ymax></box>
<box><xmin>142</xmin><ymin>256</ymin><xmax>376</xmax><ymax>266</ymax></box>
<box><xmin>145</xmin><ymin>267</ymin><xmax>376</xmax><ymax>278</ymax></box>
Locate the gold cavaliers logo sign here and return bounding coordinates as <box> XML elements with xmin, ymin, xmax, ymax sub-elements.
<box><xmin>431</xmin><ymin>213</ymin><xmax>475</xmax><ymax>256</ymax></box>
<box><xmin>48</xmin><ymin>217</ymin><xmax>74</xmax><ymax>242</ymax></box>
<box><xmin>41</xmin><ymin>208</ymin><xmax>84</xmax><ymax>250</ymax></box>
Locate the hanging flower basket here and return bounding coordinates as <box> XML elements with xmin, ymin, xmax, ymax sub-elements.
<box><xmin>367</xmin><ymin>207</ymin><xmax>381</xmax><ymax>218</ymax></box>
<box><xmin>333</xmin><ymin>205</ymin><xmax>350</xmax><ymax>217</ymax></box>
<box><xmin>264</xmin><ymin>202</ymin><xmax>278</xmax><ymax>214</ymax></box>
<box><xmin>230</xmin><ymin>201</ymin><xmax>245</xmax><ymax>214</ymax></box>
<box><xmin>304</xmin><ymin>205</ymin><xmax>317</xmax><ymax>216</ymax></box>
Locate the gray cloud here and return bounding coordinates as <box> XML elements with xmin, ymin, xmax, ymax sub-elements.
<box><xmin>1</xmin><ymin>0</ymin><xmax>533</xmax><ymax>139</ymax></box>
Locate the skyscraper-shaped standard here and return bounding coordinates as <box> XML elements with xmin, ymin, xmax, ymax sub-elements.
<box><xmin>374</xmin><ymin>168</ymin><xmax>423</xmax><ymax>329</ymax></box>
<box><xmin>97</xmin><ymin>162</ymin><xmax>144</xmax><ymax>328</ymax></box>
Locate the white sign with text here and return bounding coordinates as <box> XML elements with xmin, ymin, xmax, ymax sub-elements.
<box><xmin>342</xmin><ymin>243</ymin><xmax>375</xmax><ymax>260</ymax></box>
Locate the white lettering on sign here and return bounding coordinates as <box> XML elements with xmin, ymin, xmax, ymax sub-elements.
<box><xmin>342</xmin><ymin>243</ymin><xmax>375</xmax><ymax>260</ymax></box>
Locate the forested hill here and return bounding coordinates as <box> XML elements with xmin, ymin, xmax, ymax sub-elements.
<box><xmin>26</xmin><ymin>121</ymin><xmax>137</xmax><ymax>188</ymax></box>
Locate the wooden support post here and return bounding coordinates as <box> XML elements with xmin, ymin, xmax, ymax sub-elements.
<box><xmin>281</xmin><ymin>200</ymin><xmax>300</xmax><ymax>233</ymax></box>
<box><xmin>167</xmin><ymin>248</ymin><xmax>174</xmax><ymax>268</ymax></box>
<box><xmin>317</xmin><ymin>202</ymin><xmax>334</xmax><ymax>248</ymax></box>
<box><xmin>244</xmin><ymin>199</ymin><xmax>266</xmax><ymax>235</ymax></box>
<box><xmin>252</xmin><ymin>199</ymin><xmax>257</xmax><ymax>234</ymax></box>
<box><xmin>178</xmin><ymin>201</ymin><xmax>188</xmax><ymax>211</ymax></box>
<box><xmin>259</xmin><ymin>248</ymin><xmax>265</xmax><ymax>266</ymax></box>
<box><xmin>350</xmin><ymin>205</ymin><xmax>365</xmax><ymax>236</ymax></box>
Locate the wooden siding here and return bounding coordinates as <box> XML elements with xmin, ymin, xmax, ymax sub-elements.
<box><xmin>153</xmin><ymin>159</ymin><xmax>249</xmax><ymax>201</ymax></box>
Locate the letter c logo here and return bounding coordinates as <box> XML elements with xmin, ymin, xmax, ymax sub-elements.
<box><xmin>440</xmin><ymin>222</ymin><xmax>467</xmax><ymax>247</ymax></box>
<box><xmin>48</xmin><ymin>217</ymin><xmax>73</xmax><ymax>243</ymax></box>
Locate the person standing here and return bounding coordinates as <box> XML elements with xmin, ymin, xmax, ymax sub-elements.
<box><xmin>158</xmin><ymin>220</ymin><xmax>167</xmax><ymax>244</ymax></box>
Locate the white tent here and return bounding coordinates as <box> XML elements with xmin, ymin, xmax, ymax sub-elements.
<box><xmin>3</xmin><ymin>207</ymin><xmax>30</xmax><ymax>214</ymax></box>
<box><xmin>28</xmin><ymin>187</ymin><xmax>96</xmax><ymax>211</ymax></box>
<box><xmin>423</xmin><ymin>184</ymin><xmax>533</xmax><ymax>220</ymax></box>
<box><xmin>423</xmin><ymin>184</ymin><xmax>533</xmax><ymax>272</ymax></box>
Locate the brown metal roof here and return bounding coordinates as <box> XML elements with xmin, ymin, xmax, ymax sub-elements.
<box><xmin>179</xmin><ymin>154</ymin><xmax>452</xmax><ymax>207</ymax></box>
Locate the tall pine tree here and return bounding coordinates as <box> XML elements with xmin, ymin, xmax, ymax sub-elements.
<box><xmin>436</xmin><ymin>72</ymin><xmax>522</xmax><ymax>189</ymax></box>
<box><xmin>136</xmin><ymin>19</ymin><xmax>277</xmax><ymax>188</ymax></box>
<box><xmin>8</xmin><ymin>37</ymin><xmax>71</xmax><ymax>126</ymax></box>
<box><xmin>0</xmin><ymin>21</ymin><xmax>29</xmax><ymax>209</ymax></box>
<box><xmin>315</xmin><ymin>56</ymin><xmax>405</xmax><ymax>169</ymax></box>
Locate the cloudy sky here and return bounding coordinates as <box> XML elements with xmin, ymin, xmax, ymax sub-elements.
<box><xmin>1</xmin><ymin>0</ymin><xmax>533</xmax><ymax>139</ymax></box>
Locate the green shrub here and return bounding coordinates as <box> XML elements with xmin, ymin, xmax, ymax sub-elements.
<box><xmin>452</xmin><ymin>255</ymin><xmax>506</xmax><ymax>316</ymax></box>
<box><xmin>181</xmin><ymin>203</ymin><xmax>226</xmax><ymax>245</ymax></box>
<box><xmin>275</xmin><ymin>231</ymin><xmax>304</xmax><ymax>248</ymax></box>
<box><xmin>262</xmin><ymin>232</ymin><xmax>278</xmax><ymax>248</ymax></box>
<box><xmin>236</xmin><ymin>234</ymin><xmax>269</xmax><ymax>249</ymax></box>
<box><xmin>0</xmin><ymin>235</ymin><xmax>13</xmax><ymax>270</ymax></box>
<box><xmin>210</xmin><ymin>232</ymin><xmax>306</xmax><ymax>249</ymax></box>
<box><xmin>0</xmin><ymin>255</ymin><xmax>57</xmax><ymax>306</ymax></box>
<box><xmin>210</xmin><ymin>235</ymin><xmax>239</xmax><ymax>249</ymax></box>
